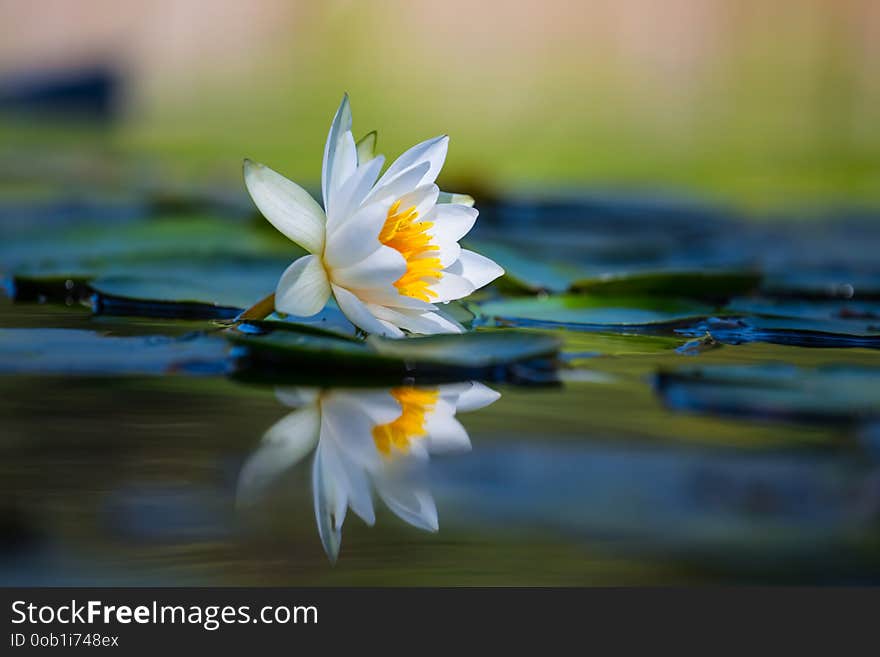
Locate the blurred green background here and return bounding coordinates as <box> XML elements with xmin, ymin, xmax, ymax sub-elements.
<box><xmin>2</xmin><ymin>0</ymin><xmax>879</xmax><ymax>207</ymax></box>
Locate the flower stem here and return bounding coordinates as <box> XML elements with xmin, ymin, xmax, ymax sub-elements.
<box><xmin>236</xmin><ymin>292</ymin><xmax>276</xmax><ymax>322</ymax></box>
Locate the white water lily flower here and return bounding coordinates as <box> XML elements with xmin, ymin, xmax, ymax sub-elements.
<box><xmin>237</xmin><ymin>382</ymin><xmax>501</xmax><ymax>561</ymax></box>
<box><xmin>243</xmin><ymin>94</ymin><xmax>504</xmax><ymax>337</ymax></box>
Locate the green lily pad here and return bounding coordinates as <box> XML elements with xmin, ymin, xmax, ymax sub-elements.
<box><xmin>478</xmin><ymin>295</ymin><xmax>712</xmax><ymax>330</ymax></box>
<box><xmin>571</xmin><ymin>270</ymin><xmax>761</xmax><ymax>302</ymax></box>
<box><xmin>0</xmin><ymin>328</ymin><xmax>228</xmax><ymax>376</ymax></box>
<box><xmin>0</xmin><ymin>215</ymin><xmax>297</xmax><ymax>273</ymax></box>
<box><xmin>1</xmin><ymin>212</ymin><xmax>304</xmax><ymax>314</ymax></box>
<box><xmin>228</xmin><ymin>325</ymin><xmax>561</xmax><ymax>383</ymax></box>
<box><xmin>367</xmin><ymin>330</ymin><xmax>560</xmax><ymax>368</ymax></box>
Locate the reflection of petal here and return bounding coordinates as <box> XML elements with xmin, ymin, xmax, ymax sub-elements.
<box><xmin>320</xmin><ymin>395</ymin><xmax>388</xmax><ymax>470</ymax></box>
<box><xmin>312</xmin><ymin>444</ymin><xmax>342</xmax><ymax>563</ymax></box>
<box><xmin>318</xmin><ymin>416</ymin><xmax>376</xmax><ymax>527</ymax></box>
<box><xmin>275</xmin><ymin>387</ymin><xmax>320</xmax><ymax>408</ymax></box>
<box><xmin>424</xmin><ymin>401</ymin><xmax>471</xmax><ymax>454</ymax></box>
<box><xmin>237</xmin><ymin>405</ymin><xmax>321</xmax><ymax>507</ymax></box>
<box><xmin>332</xmin><ymin>390</ymin><xmax>401</xmax><ymax>426</ymax></box>
<box><xmin>452</xmin><ymin>382</ymin><xmax>502</xmax><ymax>412</ymax></box>
<box><xmin>375</xmin><ymin>472</ymin><xmax>439</xmax><ymax>532</ymax></box>
<box><xmin>250</xmin><ymin>382</ymin><xmax>501</xmax><ymax>562</ymax></box>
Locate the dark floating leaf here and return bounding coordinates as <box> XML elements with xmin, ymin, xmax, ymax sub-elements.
<box><xmin>367</xmin><ymin>330</ymin><xmax>561</xmax><ymax>368</ymax></box>
<box><xmin>478</xmin><ymin>295</ymin><xmax>712</xmax><ymax>332</ymax></box>
<box><xmin>5</xmin><ymin>274</ymin><xmax>92</xmax><ymax>306</ymax></box>
<box><xmin>1</xmin><ymin>212</ymin><xmax>299</xmax><ymax>314</ymax></box>
<box><xmin>762</xmin><ymin>271</ymin><xmax>880</xmax><ymax>300</ymax></box>
<box><xmin>7</xmin><ymin>273</ymin><xmax>241</xmax><ymax>320</ymax></box>
<box><xmin>234</xmin><ymin>308</ymin><xmax>358</xmax><ymax>340</ymax></box>
<box><xmin>88</xmin><ymin>263</ymin><xmax>282</xmax><ymax>309</ymax></box>
<box><xmin>677</xmin><ymin>316</ymin><xmax>880</xmax><ymax>349</ymax></box>
<box><xmin>675</xmin><ymin>332</ymin><xmax>721</xmax><ymax>356</ymax></box>
<box><xmin>6</xmin><ymin>272</ymin><xmax>359</xmax><ymax>335</ymax></box>
<box><xmin>228</xmin><ymin>325</ymin><xmax>561</xmax><ymax>384</ymax></box>
<box><xmin>571</xmin><ymin>270</ymin><xmax>761</xmax><ymax>303</ymax></box>
<box><xmin>655</xmin><ymin>363</ymin><xmax>880</xmax><ymax>425</ymax></box>
<box><xmin>726</xmin><ymin>296</ymin><xmax>880</xmax><ymax>322</ymax></box>
<box><xmin>0</xmin><ymin>328</ymin><xmax>228</xmax><ymax>376</ymax></box>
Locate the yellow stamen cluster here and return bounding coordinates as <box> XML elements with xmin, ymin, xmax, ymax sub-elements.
<box><xmin>379</xmin><ymin>200</ymin><xmax>442</xmax><ymax>302</ymax></box>
<box><xmin>372</xmin><ymin>387</ymin><xmax>439</xmax><ymax>456</ymax></box>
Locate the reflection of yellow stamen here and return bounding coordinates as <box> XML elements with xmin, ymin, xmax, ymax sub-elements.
<box><xmin>372</xmin><ymin>387</ymin><xmax>439</xmax><ymax>456</ymax></box>
<box><xmin>380</xmin><ymin>199</ymin><xmax>442</xmax><ymax>302</ymax></box>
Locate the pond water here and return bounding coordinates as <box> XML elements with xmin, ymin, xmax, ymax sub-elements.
<box><xmin>2</xmin><ymin>188</ymin><xmax>880</xmax><ymax>585</ymax></box>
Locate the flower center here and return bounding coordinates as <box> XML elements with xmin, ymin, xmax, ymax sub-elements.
<box><xmin>379</xmin><ymin>200</ymin><xmax>442</xmax><ymax>302</ymax></box>
<box><xmin>372</xmin><ymin>387</ymin><xmax>439</xmax><ymax>456</ymax></box>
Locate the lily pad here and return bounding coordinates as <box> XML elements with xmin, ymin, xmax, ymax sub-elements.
<box><xmin>0</xmin><ymin>214</ymin><xmax>295</xmax><ymax>273</ymax></box>
<box><xmin>762</xmin><ymin>271</ymin><xmax>880</xmax><ymax>300</ymax></box>
<box><xmin>0</xmin><ymin>211</ymin><xmax>305</xmax><ymax>316</ymax></box>
<box><xmin>677</xmin><ymin>316</ymin><xmax>880</xmax><ymax>349</ymax></box>
<box><xmin>228</xmin><ymin>325</ymin><xmax>561</xmax><ymax>384</ymax></box>
<box><xmin>367</xmin><ymin>330</ymin><xmax>560</xmax><ymax>368</ymax></box>
<box><xmin>726</xmin><ymin>297</ymin><xmax>880</xmax><ymax>322</ymax></box>
<box><xmin>0</xmin><ymin>328</ymin><xmax>228</xmax><ymax>376</ymax></box>
<box><xmin>571</xmin><ymin>270</ymin><xmax>761</xmax><ymax>303</ymax></box>
<box><xmin>477</xmin><ymin>295</ymin><xmax>712</xmax><ymax>332</ymax></box>
<box><xmin>654</xmin><ymin>364</ymin><xmax>880</xmax><ymax>425</ymax></box>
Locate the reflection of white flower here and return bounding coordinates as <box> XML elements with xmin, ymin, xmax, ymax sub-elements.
<box><xmin>237</xmin><ymin>383</ymin><xmax>500</xmax><ymax>561</ymax></box>
<box><xmin>243</xmin><ymin>94</ymin><xmax>504</xmax><ymax>337</ymax></box>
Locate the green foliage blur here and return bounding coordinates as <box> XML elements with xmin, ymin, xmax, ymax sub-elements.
<box><xmin>2</xmin><ymin>0</ymin><xmax>879</xmax><ymax>208</ymax></box>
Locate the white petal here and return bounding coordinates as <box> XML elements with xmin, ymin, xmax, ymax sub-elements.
<box><xmin>395</xmin><ymin>184</ymin><xmax>439</xmax><ymax>219</ymax></box>
<box><xmin>426</xmin><ymin>204</ymin><xmax>478</xmax><ymax>243</ymax></box>
<box><xmin>367</xmin><ymin>305</ymin><xmax>464</xmax><ymax>335</ymax></box>
<box><xmin>321</xmin><ymin>94</ymin><xmax>354</xmax><ymax>210</ymax></box>
<box><xmin>326</xmin><ymin>155</ymin><xmax>385</xmax><ymax>233</ymax></box>
<box><xmin>446</xmin><ymin>249</ymin><xmax>504</xmax><ymax>290</ymax></box>
<box><xmin>324</xmin><ymin>202</ymin><xmax>388</xmax><ymax>270</ymax></box>
<box><xmin>236</xmin><ymin>405</ymin><xmax>321</xmax><ymax>506</ymax></box>
<box><xmin>275</xmin><ymin>255</ymin><xmax>331</xmax><ymax>317</ymax></box>
<box><xmin>434</xmin><ymin>238</ymin><xmax>462</xmax><ymax>268</ymax></box>
<box><xmin>328</xmin><ymin>131</ymin><xmax>358</xmax><ymax>203</ymax></box>
<box><xmin>353</xmin><ymin>283</ymin><xmax>437</xmax><ymax>310</ymax></box>
<box><xmin>364</xmin><ymin>161</ymin><xmax>430</xmax><ymax>206</ymax></box>
<box><xmin>375</xmin><ymin>135</ymin><xmax>448</xmax><ymax>190</ymax></box>
<box><xmin>438</xmin><ymin>191</ymin><xmax>474</xmax><ymax>207</ymax></box>
<box><xmin>430</xmin><ymin>271</ymin><xmax>475</xmax><ymax>302</ymax></box>
<box><xmin>453</xmin><ymin>382</ymin><xmax>502</xmax><ymax>412</ymax></box>
<box><xmin>333</xmin><ymin>247</ymin><xmax>437</xmax><ymax>311</ymax></box>
<box><xmin>332</xmin><ymin>284</ymin><xmax>405</xmax><ymax>337</ymax></box>
<box><xmin>243</xmin><ymin>160</ymin><xmax>326</xmax><ymax>254</ymax></box>
<box><xmin>330</xmin><ymin>245</ymin><xmax>406</xmax><ymax>291</ymax></box>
